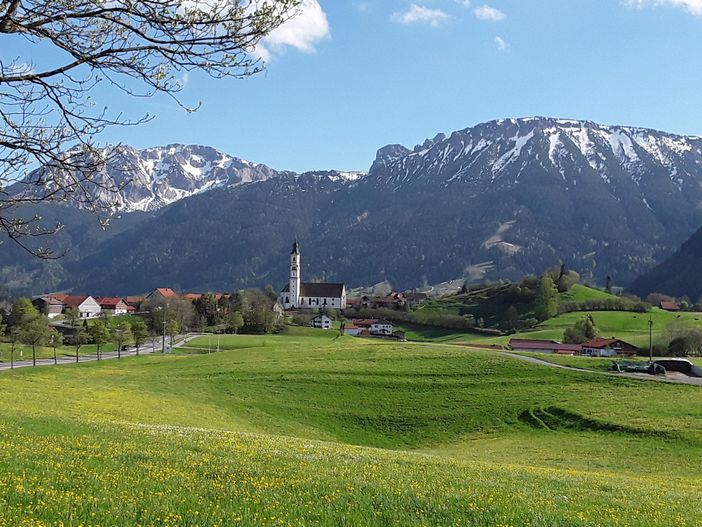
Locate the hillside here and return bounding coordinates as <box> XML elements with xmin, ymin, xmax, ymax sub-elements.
<box><xmin>7</xmin><ymin>117</ymin><xmax>702</xmax><ymax>294</ymax></box>
<box><xmin>628</xmin><ymin>225</ymin><xmax>702</xmax><ymax>300</ymax></box>
<box><xmin>1</xmin><ymin>335</ymin><xmax>701</xmax><ymax>525</ymax></box>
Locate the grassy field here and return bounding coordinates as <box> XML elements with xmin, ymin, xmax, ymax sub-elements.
<box><xmin>1</xmin><ymin>333</ymin><xmax>701</xmax><ymax>525</ymax></box>
<box><xmin>399</xmin><ymin>304</ymin><xmax>702</xmax><ymax>350</ymax></box>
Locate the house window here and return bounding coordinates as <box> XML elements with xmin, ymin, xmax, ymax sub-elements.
<box><xmin>323</xmin><ymin>299</ymin><xmax>328</xmax><ymax>306</ymax></box>
<box><xmin>285</xmin><ymin>296</ymin><xmax>289</xmax><ymax>304</ymax></box>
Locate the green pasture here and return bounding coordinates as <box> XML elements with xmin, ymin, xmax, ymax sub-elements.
<box><xmin>1</xmin><ymin>334</ymin><xmax>701</xmax><ymax>525</ymax></box>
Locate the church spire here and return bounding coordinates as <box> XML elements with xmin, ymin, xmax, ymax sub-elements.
<box><xmin>291</xmin><ymin>238</ymin><xmax>300</xmax><ymax>255</ymax></box>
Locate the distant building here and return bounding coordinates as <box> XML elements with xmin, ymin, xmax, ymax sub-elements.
<box><xmin>660</xmin><ymin>301</ymin><xmax>681</xmax><ymax>312</ymax></box>
<box><xmin>370</xmin><ymin>320</ymin><xmax>393</xmax><ymax>336</ymax></box>
<box><xmin>57</xmin><ymin>295</ymin><xmax>102</xmax><ymax>319</ymax></box>
<box><xmin>311</xmin><ymin>315</ymin><xmax>332</xmax><ymax>330</ymax></box>
<box><xmin>125</xmin><ymin>296</ymin><xmax>146</xmax><ymax>310</ymax></box>
<box><xmin>279</xmin><ymin>241</ymin><xmax>346</xmax><ymax>310</ymax></box>
<box><xmin>509</xmin><ymin>338</ymin><xmax>581</xmax><ymax>355</ymax></box>
<box><xmin>32</xmin><ymin>297</ymin><xmax>64</xmax><ymax>319</ymax></box>
<box><xmin>146</xmin><ymin>288</ymin><xmax>180</xmax><ymax>301</ymax></box>
<box><xmin>96</xmin><ymin>297</ymin><xmax>131</xmax><ymax>316</ymax></box>
<box><xmin>581</xmin><ymin>338</ymin><xmax>639</xmax><ymax>357</ymax></box>
<box><xmin>343</xmin><ymin>324</ymin><xmax>361</xmax><ymax>336</ymax></box>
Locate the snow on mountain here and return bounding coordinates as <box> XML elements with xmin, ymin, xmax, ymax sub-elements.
<box><xmin>21</xmin><ymin>144</ymin><xmax>281</xmax><ymax>213</ymax></box>
<box><xmin>369</xmin><ymin>118</ymin><xmax>702</xmax><ymax>198</ymax></box>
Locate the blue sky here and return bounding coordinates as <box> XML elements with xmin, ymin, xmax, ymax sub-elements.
<box><xmin>11</xmin><ymin>0</ymin><xmax>702</xmax><ymax>172</ymax></box>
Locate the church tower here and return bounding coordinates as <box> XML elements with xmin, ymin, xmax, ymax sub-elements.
<box><xmin>289</xmin><ymin>239</ymin><xmax>301</xmax><ymax>308</ymax></box>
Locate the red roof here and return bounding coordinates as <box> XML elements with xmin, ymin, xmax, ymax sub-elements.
<box><xmin>660</xmin><ymin>301</ymin><xmax>680</xmax><ymax>311</ymax></box>
<box><xmin>126</xmin><ymin>296</ymin><xmax>145</xmax><ymax>304</ymax></box>
<box><xmin>352</xmin><ymin>319</ymin><xmax>379</xmax><ymax>327</ymax></box>
<box><xmin>156</xmin><ymin>288</ymin><xmax>179</xmax><ymax>298</ymax></box>
<box><xmin>509</xmin><ymin>339</ymin><xmax>560</xmax><ymax>350</ymax></box>
<box><xmin>344</xmin><ymin>325</ymin><xmax>360</xmax><ymax>330</ymax></box>
<box><xmin>95</xmin><ymin>297</ymin><xmax>127</xmax><ymax>308</ymax></box>
<box><xmin>61</xmin><ymin>295</ymin><xmax>91</xmax><ymax>308</ymax></box>
<box><xmin>582</xmin><ymin>338</ymin><xmax>638</xmax><ymax>350</ymax></box>
<box><xmin>181</xmin><ymin>293</ymin><xmax>203</xmax><ymax>300</ymax></box>
<box><xmin>47</xmin><ymin>293</ymin><xmax>69</xmax><ymax>302</ymax></box>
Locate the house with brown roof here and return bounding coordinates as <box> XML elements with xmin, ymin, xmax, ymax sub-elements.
<box><xmin>509</xmin><ymin>338</ymin><xmax>582</xmax><ymax>355</ymax></box>
<box><xmin>96</xmin><ymin>297</ymin><xmax>130</xmax><ymax>316</ymax></box>
<box><xmin>60</xmin><ymin>295</ymin><xmax>102</xmax><ymax>319</ymax></box>
<box><xmin>660</xmin><ymin>301</ymin><xmax>681</xmax><ymax>312</ymax></box>
<box><xmin>32</xmin><ymin>297</ymin><xmax>65</xmax><ymax>319</ymax></box>
<box><xmin>147</xmin><ymin>288</ymin><xmax>180</xmax><ymax>301</ymax></box>
<box><xmin>581</xmin><ymin>338</ymin><xmax>639</xmax><ymax>357</ymax></box>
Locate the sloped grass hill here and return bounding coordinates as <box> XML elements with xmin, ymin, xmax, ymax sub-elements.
<box><xmin>1</xmin><ymin>333</ymin><xmax>702</xmax><ymax>525</ymax></box>
<box><xmin>413</xmin><ymin>283</ymin><xmax>620</xmax><ymax>332</ymax></box>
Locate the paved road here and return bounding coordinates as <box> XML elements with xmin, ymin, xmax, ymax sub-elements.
<box><xmin>502</xmin><ymin>351</ymin><xmax>702</xmax><ymax>386</ymax></box>
<box><xmin>0</xmin><ymin>334</ymin><xmax>203</xmax><ymax>372</ymax></box>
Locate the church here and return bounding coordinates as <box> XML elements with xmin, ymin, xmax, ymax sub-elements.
<box><xmin>279</xmin><ymin>240</ymin><xmax>347</xmax><ymax>310</ymax></box>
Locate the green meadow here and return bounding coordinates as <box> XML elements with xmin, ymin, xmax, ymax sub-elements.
<box><xmin>1</xmin><ymin>331</ymin><xmax>701</xmax><ymax>525</ymax></box>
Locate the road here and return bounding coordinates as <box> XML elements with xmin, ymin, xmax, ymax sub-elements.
<box><xmin>502</xmin><ymin>351</ymin><xmax>702</xmax><ymax>387</ymax></box>
<box><xmin>0</xmin><ymin>334</ymin><xmax>202</xmax><ymax>372</ymax></box>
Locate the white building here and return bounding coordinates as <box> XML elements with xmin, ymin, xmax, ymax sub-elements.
<box><xmin>311</xmin><ymin>315</ymin><xmax>332</xmax><ymax>330</ymax></box>
<box><xmin>279</xmin><ymin>241</ymin><xmax>346</xmax><ymax>310</ymax></box>
<box><xmin>370</xmin><ymin>320</ymin><xmax>393</xmax><ymax>336</ymax></box>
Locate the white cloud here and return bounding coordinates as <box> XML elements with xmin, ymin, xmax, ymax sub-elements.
<box><xmin>257</xmin><ymin>0</ymin><xmax>330</xmax><ymax>62</ymax></box>
<box><xmin>391</xmin><ymin>4</ymin><xmax>451</xmax><ymax>26</ymax></box>
<box><xmin>473</xmin><ymin>4</ymin><xmax>506</xmax><ymax>21</ymax></box>
<box><xmin>625</xmin><ymin>0</ymin><xmax>702</xmax><ymax>16</ymax></box>
<box><xmin>456</xmin><ymin>0</ymin><xmax>471</xmax><ymax>6</ymax></box>
<box><xmin>494</xmin><ymin>36</ymin><xmax>508</xmax><ymax>51</ymax></box>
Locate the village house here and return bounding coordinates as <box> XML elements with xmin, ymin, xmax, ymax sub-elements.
<box><xmin>509</xmin><ymin>338</ymin><xmax>582</xmax><ymax>355</ymax></box>
<box><xmin>51</xmin><ymin>295</ymin><xmax>102</xmax><ymax>319</ymax></box>
<box><xmin>370</xmin><ymin>319</ymin><xmax>393</xmax><ymax>336</ymax></box>
<box><xmin>581</xmin><ymin>338</ymin><xmax>639</xmax><ymax>357</ymax></box>
<box><xmin>660</xmin><ymin>301</ymin><xmax>681</xmax><ymax>312</ymax></box>
<box><xmin>96</xmin><ymin>297</ymin><xmax>132</xmax><ymax>316</ymax></box>
<box><xmin>311</xmin><ymin>315</ymin><xmax>332</xmax><ymax>330</ymax></box>
<box><xmin>31</xmin><ymin>297</ymin><xmax>64</xmax><ymax>319</ymax></box>
<box><xmin>279</xmin><ymin>241</ymin><xmax>346</xmax><ymax>310</ymax></box>
<box><xmin>343</xmin><ymin>324</ymin><xmax>361</xmax><ymax>336</ymax></box>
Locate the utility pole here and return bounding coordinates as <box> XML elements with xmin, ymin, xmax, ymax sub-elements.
<box><xmin>162</xmin><ymin>319</ymin><xmax>167</xmax><ymax>354</ymax></box>
<box><xmin>648</xmin><ymin>314</ymin><xmax>653</xmax><ymax>363</ymax></box>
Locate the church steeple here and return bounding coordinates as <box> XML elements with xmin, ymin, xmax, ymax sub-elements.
<box><xmin>289</xmin><ymin>239</ymin><xmax>301</xmax><ymax>308</ymax></box>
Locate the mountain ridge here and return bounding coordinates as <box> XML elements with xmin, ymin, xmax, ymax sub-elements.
<box><xmin>5</xmin><ymin>116</ymin><xmax>702</xmax><ymax>296</ymax></box>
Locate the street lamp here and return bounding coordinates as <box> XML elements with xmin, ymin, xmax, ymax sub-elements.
<box><xmin>648</xmin><ymin>314</ymin><xmax>653</xmax><ymax>363</ymax></box>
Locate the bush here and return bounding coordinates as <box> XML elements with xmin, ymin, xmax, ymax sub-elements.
<box><xmin>558</xmin><ymin>298</ymin><xmax>651</xmax><ymax>314</ymax></box>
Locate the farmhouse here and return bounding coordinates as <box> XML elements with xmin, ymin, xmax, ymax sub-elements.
<box><xmin>312</xmin><ymin>315</ymin><xmax>332</xmax><ymax>330</ymax></box>
<box><xmin>343</xmin><ymin>324</ymin><xmax>361</xmax><ymax>336</ymax></box>
<box><xmin>660</xmin><ymin>301</ymin><xmax>681</xmax><ymax>312</ymax></box>
<box><xmin>370</xmin><ymin>320</ymin><xmax>393</xmax><ymax>336</ymax></box>
<box><xmin>581</xmin><ymin>338</ymin><xmax>639</xmax><ymax>357</ymax></box>
<box><xmin>96</xmin><ymin>297</ymin><xmax>132</xmax><ymax>316</ymax></box>
<box><xmin>32</xmin><ymin>297</ymin><xmax>64</xmax><ymax>319</ymax></box>
<box><xmin>57</xmin><ymin>295</ymin><xmax>102</xmax><ymax>319</ymax></box>
<box><xmin>510</xmin><ymin>339</ymin><xmax>582</xmax><ymax>355</ymax></box>
<box><xmin>279</xmin><ymin>241</ymin><xmax>346</xmax><ymax>310</ymax></box>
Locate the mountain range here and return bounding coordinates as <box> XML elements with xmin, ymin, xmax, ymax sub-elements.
<box><xmin>4</xmin><ymin>116</ymin><xmax>702</xmax><ymax>297</ymax></box>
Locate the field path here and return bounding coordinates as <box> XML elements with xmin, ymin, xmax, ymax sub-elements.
<box><xmin>0</xmin><ymin>333</ymin><xmax>201</xmax><ymax>373</ymax></box>
<box><xmin>500</xmin><ymin>351</ymin><xmax>702</xmax><ymax>386</ymax></box>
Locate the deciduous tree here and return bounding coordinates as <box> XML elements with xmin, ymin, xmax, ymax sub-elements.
<box><xmin>130</xmin><ymin>318</ymin><xmax>149</xmax><ymax>356</ymax></box>
<box><xmin>0</xmin><ymin>0</ymin><xmax>302</xmax><ymax>256</ymax></box>
<box><xmin>18</xmin><ymin>315</ymin><xmax>52</xmax><ymax>366</ymax></box>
